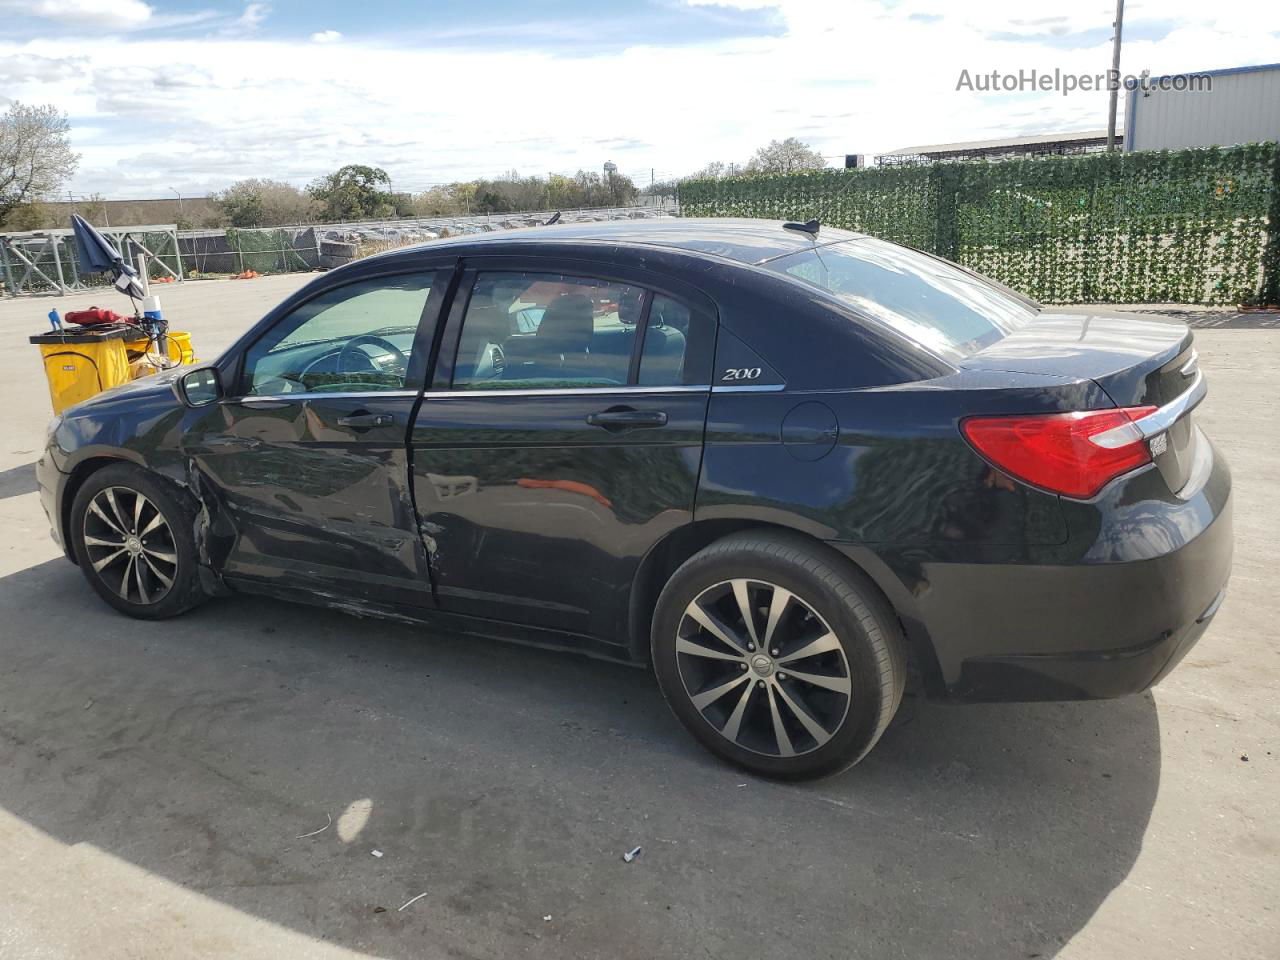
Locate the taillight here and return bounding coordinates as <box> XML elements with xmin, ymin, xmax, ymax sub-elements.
<box><xmin>961</xmin><ymin>406</ymin><xmax>1158</xmax><ymax>499</ymax></box>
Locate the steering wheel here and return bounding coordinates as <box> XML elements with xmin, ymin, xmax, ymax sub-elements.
<box><xmin>337</xmin><ymin>335</ymin><xmax>409</xmax><ymax>379</ymax></box>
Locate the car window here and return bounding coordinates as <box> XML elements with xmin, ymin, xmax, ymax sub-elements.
<box><xmin>763</xmin><ymin>238</ymin><xmax>1036</xmax><ymax>360</ymax></box>
<box><xmin>638</xmin><ymin>294</ymin><xmax>698</xmax><ymax>386</ymax></box>
<box><xmin>242</xmin><ymin>273</ymin><xmax>436</xmax><ymax>396</ymax></box>
<box><xmin>453</xmin><ymin>272</ymin><xmax>642</xmax><ymax>390</ymax></box>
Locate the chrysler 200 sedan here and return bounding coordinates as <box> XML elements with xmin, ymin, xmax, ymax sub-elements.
<box><xmin>37</xmin><ymin>219</ymin><xmax>1232</xmax><ymax>779</ymax></box>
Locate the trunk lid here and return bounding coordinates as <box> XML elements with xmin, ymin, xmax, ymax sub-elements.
<box><xmin>962</xmin><ymin>310</ymin><xmax>1203</xmax><ymax>494</ymax></box>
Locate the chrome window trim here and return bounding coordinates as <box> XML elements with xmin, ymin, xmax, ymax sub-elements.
<box><xmin>421</xmin><ymin>384</ymin><xmax>710</xmax><ymax>399</ymax></box>
<box><xmin>232</xmin><ymin>382</ymin><xmax>791</xmax><ymax>403</ymax></box>
<box><xmin>235</xmin><ymin>390</ymin><xmax>421</xmax><ymax>403</ymax></box>
<box><xmin>711</xmin><ymin>383</ymin><xmax>787</xmax><ymax>393</ymax></box>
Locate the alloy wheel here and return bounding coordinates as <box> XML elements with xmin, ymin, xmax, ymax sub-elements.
<box><xmin>675</xmin><ymin>578</ymin><xmax>852</xmax><ymax>757</ymax></box>
<box><xmin>82</xmin><ymin>485</ymin><xmax>177</xmax><ymax>605</ymax></box>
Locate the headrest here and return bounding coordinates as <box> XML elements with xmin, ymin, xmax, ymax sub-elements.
<box><xmin>464</xmin><ymin>303</ymin><xmax>514</xmax><ymax>343</ymax></box>
<box><xmin>619</xmin><ymin>290</ymin><xmax>644</xmax><ymax>325</ymax></box>
<box><xmin>536</xmin><ymin>294</ymin><xmax>594</xmax><ymax>354</ymax></box>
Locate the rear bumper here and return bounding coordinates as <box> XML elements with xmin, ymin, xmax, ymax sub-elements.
<box><xmin>949</xmin><ymin>579</ymin><xmax>1227</xmax><ymax>701</ymax></box>
<box><xmin>831</xmin><ymin>440</ymin><xmax>1233</xmax><ymax>702</ymax></box>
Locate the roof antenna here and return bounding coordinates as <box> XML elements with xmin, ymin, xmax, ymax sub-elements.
<box><xmin>782</xmin><ymin>218</ymin><xmax>820</xmax><ymax>236</ymax></box>
<box><xmin>544</xmin><ymin>211</ymin><xmax>561</xmax><ymax>226</ymax></box>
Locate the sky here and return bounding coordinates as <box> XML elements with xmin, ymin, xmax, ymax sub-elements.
<box><xmin>1</xmin><ymin>0</ymin><xmax>1278</xmax><ymax>199</ymax></box>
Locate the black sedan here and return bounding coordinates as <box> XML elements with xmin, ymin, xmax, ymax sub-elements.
<box><xmin>37</xmin><ymin>219</ymin><xmax>1232</xmax><ymax>779</ymax></box>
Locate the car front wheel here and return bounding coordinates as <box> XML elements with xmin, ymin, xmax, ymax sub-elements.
<box><xmin>652</xmin><ymin>532</ymin><xmax>905</xmax><ymax>780</ymax></box>
<box><xmin>69</xmin><ymin>463</ymin><xmax>208</xmax><ymax>620</ymax></box>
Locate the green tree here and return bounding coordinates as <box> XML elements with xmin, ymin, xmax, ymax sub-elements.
<box><xmin>388</xmin><ymin>191</ymin><xmax>415</xmax><ymax>217</ymax></box>
<box><xmin>308</xmin><ymin>164</ymin><xmax>394</xmax><ymax>221</ymax></box>
<box><xmin>449</xmin><ymin>182</ymin><xmax>478</xmax><ymax>214</ymax></box>
<box><xmin>691</xmin><ymin>160</ymin><xmax>743</xmax><ymax>180</ymax></box>
<box><xmin>645</xmin><ymin>179</ymin><xmax>678</xmax><ymax>202</ymax></box>
<box><xmin>0</xmin><ymin>102</ymin><xmax>80</xmax><ymax>228</ymax></box>
<box><xmin>411</xmin><ymin>186</ymin><xmax>464</xmax><ymax>216</ymax></box>
<box><xmin>468</xmin><ymin>171</ymin><xmax>549</xmax><ymax>213</ymax></box>
<box><xmin>79</xmin><ymin>192</ymin><xmax>108</xmax><ymax>223</ymax></box>
<box><xmin>4</xmin><ymin>201</ymin><xmax>50</xmax><ymax>231</ymax></box>
<box><xmin>605</xmin><ymin>171</ymin><xmax>639</xmax><ymax>206</ymax></box>
<box><xmin>545</xmin><ymin>173</ymin><xmax>581</xmax><ymax>209</ymax></box>
<box><xmin>473</xmin><ymin>186</ymin><xmax>511</xmax><ymax>214</ymax></box>
<box><xmin>745</xmin><ymin>138</ymin><xmax>827</xmax><ymax>175</ymax></box>
<box><xmin>212</xmin><ymin>178</ymin><xmax>315</xmax><ymax>227</ymax></box>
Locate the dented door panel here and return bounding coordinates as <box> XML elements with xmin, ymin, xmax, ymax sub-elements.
<box><xmin>184</xmin><ymin>394</ymin><xmax>433</xmax><ymax>607</ymax></box>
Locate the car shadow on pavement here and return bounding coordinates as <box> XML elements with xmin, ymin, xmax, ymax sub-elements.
<box><xmin>0</xmin><ymin>557</ymin><xmax>1160</xmax><ymax>960</ymax></box>
<box><xmin>0</xmin><ymin>462</ymin><xmax>37</xmax><ymax>500</ymax></box>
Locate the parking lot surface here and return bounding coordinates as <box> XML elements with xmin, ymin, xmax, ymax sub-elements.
<box><xmin>0</xmin><ymin>276</ymin><xmax>1276</xmax><ymax>959</ymax></box>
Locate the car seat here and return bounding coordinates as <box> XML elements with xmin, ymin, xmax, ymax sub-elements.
<box><xmin>456</xmin><ymin>303</ymin><xmax>515</xmax><ymax>382</ymax></box>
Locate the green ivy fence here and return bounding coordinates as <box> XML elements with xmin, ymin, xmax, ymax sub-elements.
<box><xmin>679</xmin><ymin>143</ymin><xmax>1280</xmax><ymax>306</ymax></box>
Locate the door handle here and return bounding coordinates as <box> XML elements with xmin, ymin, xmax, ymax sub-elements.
<box><xmin>337</xmin><ymin>412</ymin><xmax>394</xmax><ymax>428</ymax></box>
<box><xmin>585</xmin><ymin>407</ymin><xmax>668</xmax><ymax>430</ymax></box>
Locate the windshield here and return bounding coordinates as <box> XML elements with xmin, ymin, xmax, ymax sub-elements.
<box><xmin>764</xmin><ymin>238</ymin><xmax>1038</xmax><ymax>359</ymax></box>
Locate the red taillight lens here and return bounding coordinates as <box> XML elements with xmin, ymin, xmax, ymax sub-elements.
<box><xmin>961</xmin><ymin>406</ymin><xmax>1158</xmax><ymax>499</ymax></box>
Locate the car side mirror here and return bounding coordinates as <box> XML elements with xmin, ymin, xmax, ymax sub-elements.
<box><xmin>174</xmin><ymin>365</ymin><xmax>223</xmax><ymax>407</ymax></box>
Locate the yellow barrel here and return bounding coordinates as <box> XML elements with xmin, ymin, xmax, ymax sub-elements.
<box><xmin>165</xmin><ymin>331</ymin><xmax>197</xmax><ymax>365</ymax></box>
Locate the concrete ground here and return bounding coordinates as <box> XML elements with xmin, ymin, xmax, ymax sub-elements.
<box><xmin>0</xmin><ymin>277</ymin><xmax>1276</xmax><ymax>960</ymax></box>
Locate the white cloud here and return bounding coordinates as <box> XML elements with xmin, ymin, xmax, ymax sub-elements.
<box><xmin>2</xmin><ymin>0</ymin><xmax>1277</xmax><ymax>196</ymax></box>
<box><xmin>0</xmin><ymin>53</ymin><xmax>89</xmax><ymax>84</ymax></box>
<box><xmin>231</xmin><ymin>2</ymin><xmax>269</xmax><ymax>32</ymax></box>
<box><xmin>310</xmin><ymin>30</ymin><xmax>342</xmax><ymax>44</ymax></box>
<box><xmin>0</xmin><ymin>0</ymin><xmax>153</xmax><ymax>29</ymax></box>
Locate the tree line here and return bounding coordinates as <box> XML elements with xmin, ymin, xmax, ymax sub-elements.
<box><xmin>2</xmin><ymin>100</ymin><xmax>830</xmax><ymax>231</ymax></box>
<box><xmin>209</xmin><ymin>165</ymin><xmax>648</xmax><ymax>228</ymax></box>
<box><xmin>212</xmin><ymin>137</ymin><xmax>828</xmax><ymax>227</ymax></box>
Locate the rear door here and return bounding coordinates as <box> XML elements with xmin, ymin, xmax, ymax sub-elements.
<box><xmin>409</xmin><ymin>259</ymin><xmax>716</xmax><ymax>641</ymax></box>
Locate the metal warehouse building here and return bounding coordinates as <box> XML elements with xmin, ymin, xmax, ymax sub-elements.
<box><xmin>1125</xmin><ymin>62</ymin><xmax>1280</xmax><ymax>152</ymax></box>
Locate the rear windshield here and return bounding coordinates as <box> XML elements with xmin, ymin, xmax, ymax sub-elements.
<box><xmin>764</xmin><ymin>238</ymin><xmax>1037</xmax><ymax>359</ymax></box>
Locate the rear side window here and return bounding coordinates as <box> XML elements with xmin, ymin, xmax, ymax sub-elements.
<box><xmin>451</xmin><ymin>272</ymin><xmax>714</xmax><ymax>390</ymax></box>
<box><xmin>639</xmin><ymin>294</ymin><xmax>714</xmax><ymax>387</ymax></box>
<box><xmin>764</xmin><ymin>238</ymin><xmax>1036</xmax><ymax>359</ymax></box>
<box><xmin>453</xmin><ymin>272</ymin><xmax>639</xmax><ymax>390</ymax></box>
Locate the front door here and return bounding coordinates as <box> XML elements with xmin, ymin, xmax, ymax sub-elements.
<box><xmin>409</xmin><ymin>263</ymin><xmax>716</xmax><ymax>642</ymax></box>
<box><xmin>186</xmin><ymin>268</ymin><xmax>448</xmax><ymax>608</ymax></box>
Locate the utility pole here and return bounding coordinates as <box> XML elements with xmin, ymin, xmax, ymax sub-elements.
<box><xmin>1106</xmin><ymin>0</ymin><xmax>1125</xmax><ymax>151</ymax></box>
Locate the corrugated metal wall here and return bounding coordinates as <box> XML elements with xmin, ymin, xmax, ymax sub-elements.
<box><xmin>1127</xmin><ymin>65</ymin><xmax>1280</xmax><ymax>152</ymax></box>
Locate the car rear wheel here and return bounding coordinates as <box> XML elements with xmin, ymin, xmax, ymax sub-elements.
<box><xmin>69</xmin><ymin>463</ymin><xmax>208</xmax><ymax>620</ymax></box>
<box><xmin>652</xmin><ymin>532</ymin><xmax>905</xmax><ymax>780</ymax></box>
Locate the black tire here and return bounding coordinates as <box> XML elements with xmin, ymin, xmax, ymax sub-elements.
<box><xmin>69</xmin><ymin>462</ymin><xmax>208</xmax><ymax>620</ymax></box>
<box><xmin>651</xmin><ymin>531</ymin><xmax>905</xmax><ymax>780</ymax></box>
